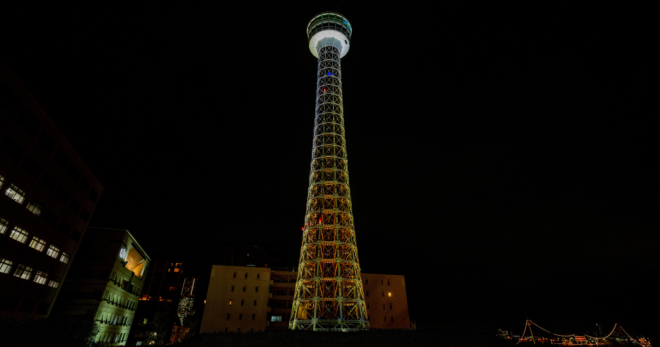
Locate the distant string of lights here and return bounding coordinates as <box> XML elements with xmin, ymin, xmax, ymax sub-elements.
<box><xmin>517</xmin><ymin>320</ymin><xmax>640</xmax><ymax>345</ymax></box>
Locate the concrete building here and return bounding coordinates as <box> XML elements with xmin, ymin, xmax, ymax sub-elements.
<box><xmin>127</xmin><ymin>259</ymin><xmax>185</xmax><ymax>346</ymax></box>
<box><xmin>199</xmin><ymin>265</ymin><xmax>410</xmax><ymax>333</ymax></box>
<box><xmin>50</xmin><ymin>228</ymin><xmax>150</xmax><ymax>346</ymax></box>
<box><xmin>0</xmin><ymin>63</ymin><xmax>103</xmax><ymax>318</ymax></box>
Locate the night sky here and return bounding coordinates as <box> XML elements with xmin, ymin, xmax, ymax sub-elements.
<box><xmin>4</xmin><ymin>3</ymin><xmax>656</xmax><ymax>335</ymax></box>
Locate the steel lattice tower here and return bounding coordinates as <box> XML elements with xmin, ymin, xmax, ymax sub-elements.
<box><xmin>289</xmin><ymin>12</ymin><xmax>369</xmax><ymax>331</ymax></box>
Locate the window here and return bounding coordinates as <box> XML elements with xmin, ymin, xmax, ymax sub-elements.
<box><xmin>384</xmin><ymin>316</ymin><xmax>387</xmax><ymax>322</ymax></box>
<box><xmin>239</xmin><ymin>313</ymin><xmax>242</xmax><ymax>320</ymax></box>
<box><xmin>390</xmin><ymin>303</ymin><xmax>393</xmax><ymax>310</ymax></box>
<box><xmin>68</xmin><ymin>199</ymin><xmax>80</xmax><ymax>213</ymax></box>
<box><xmin>54</xmin><ymin>150</ymin><xmax>67</xmax><ymax>168</ymax></box>
<box><xmin>40</xmin><ymin>174</ymin><xmax>56</xmax><ymax>190</ymax></box>
<box><xmin>257</xmin><ymin>273</ymin><xmax>260</xmax><ymax>279</ymax></box>
<box><xmin>366</xmin><ymin>290</ymin><xmax>369</xmax><ymax>297</ymax></box>
<box><xmin>382</xmin><ymin>291</ymin><xmax>384</xmax><ymax>297</ymax></box>
<box><xmin>233</xmin><ymin>272</ymin><xmax>236</xmax><ymax>278</ymax></box>
<box><xmin>43</xmin><ymin>211</ymin><xmax>58</xmax><ymax>226</ymax></box>
<box><xmin>0</xmin><ymin>174</ymin><xmax>4</xmax><ymax>189</ymax></box>
<box><xmin>381</xmin><ymin>280</ymin><xmax>383</xmax><ymax>285</ymax></box>
<box><xmin>6</xmin><ymin>184</ymin><xmax>26</xmax><ymax>204</ymax></box>
<box><xmin>60</xmin><ymin>252</ymin><xmax>70</xmax><ymax>264</ymax></box>
<box><xmin>391</xmin><ymin>315</ymin><xmax>394</xmax><ymax>322</ymax></box>
<box><xmin>23</xmin><ymin>157</ymin><xmax>41</xmax><ymax>176</ymax></box>
<box><xmin>271</xmin><ymin>316</ymin><xmax>283</xmax><ymax>322</ymax></box>
<box><xmin>367</xmin><ymin>303</ymin><xmax>370</xmax><ymax>309</ymax></box>
<box><xmin>14</xmin><ymin>264</ymin><xmax>33</xmax><ymax>280</ymax></box>
<box><xmin>0</xmin><ymin>217</ymin><xmax>8</xmax><ymax>234</ymax></box>
<box><xmin>241</xmin><ymin>300</ymin><xmax>244</xmax><ymax>306</ymax></box>
<box><xmin>26</xmin><ymin>201</ymin><xmax>42</xmax><ymax>215</ymax></box>
<box><xmin>56</xmin><ymin>187</ymin><xmax>70</xmax><ymax>202</ymax></box>
<box><xmin>28</xmin><ymin>236</ymin><xmax>46</xmax><ymax>252</ymax></box>
<box><xmin>10</xmin><ymin>227</ymin><xmax>29</xmax><ymax>243</ymax></box>
<box><xmin>388</xmin><ymin>292</ymin><xmax>392</xmax><ymax>297</ymax></box>
<box><xmin>366</xmin><ymin>279</ymin><xmax>368</xmax><ymax>285</ymax></box>
<box><xmin>33</xmin><ymin>271</ymin><xmax>48</xmax><ymax>284</ymax></box>
<box><xmin>255</xmin><ymin>286</ymin><xmax>259</xmax><ymax>292</ymax></box>
<box><xmin>231</xmin><ymin>285</ymin><xmax>234</xmax><ymax>292</ymax></box>
<box><xmin>226</xmin><ymin>313</ymin><xmax>230</xmax><ymax>320</ymax></box>
<box><xmin>254</xmin><ymin>300</ymin><xmax>257</xmax><ymax>306</ymax></box>
<box><xmin>245</xmin><ymin>273</ymin><xmax>248</xmax><ymax>279</ymax></box>
<box><xmin>89</xmin><ymin>189</ymin><xmax>98</xmax><ymax>202</ymax></box>
<box><xmin>169</xmin><ymin>286</ymin><xmax>175</xmax><ymax>291</ymax></box>
<box><xmin>243</xmin><ymin>286</ymin><xmax>246</xmax><ymax>292</ymax></box>
<box><xmin>387</xmin><ymin>280</ymin><xmax>390</xmax><ymax>286</ymax></box>
<box><xmin>229</xmin><ymin>300</ymin><xmax>233</xmax><ymax>306</ymax></box>
<box><xmin>173</xmin><ymin>268</ymin><xmax>180</xmax><ymax>272</ymax></box>
<box><xmin>383</xmin><ymin>304</ymin><xmax>385</xmax><ymax>310</ymax></box>
<box><xmin>0</xmin><ymin>258</ymin><xmax>13</xmax><ymax>274</ymax></box>
<box><xmin>252</xmin><ymin>314</ymin><xmax>255</xmax><ymax>320</ymax></box>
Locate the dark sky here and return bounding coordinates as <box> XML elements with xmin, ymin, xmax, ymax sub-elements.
<box><xmin>4</xmin><ymin>3</ymin><xmax>656</xmax><ymax>335</ymax></box>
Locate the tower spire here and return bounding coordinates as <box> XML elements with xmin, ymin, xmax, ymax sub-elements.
<box><xmin>289</xmin><ymin>12</ymin><xmax>369</xmax><ymax>331</ymax></box>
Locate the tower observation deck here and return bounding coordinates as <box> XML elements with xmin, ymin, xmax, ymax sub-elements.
<box><xmin>289</xmin><ymin>12</ymin><xmax>369</xmax><ymax>331</ymax></box>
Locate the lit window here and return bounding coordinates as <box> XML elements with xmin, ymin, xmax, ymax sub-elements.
<box><xmin>26</xmin><ymin>201</ymin><xmax>42</xmax><ymax>215</ymax></box>
<box><xmin>388</xmin><ymin>292</ymin><xmax>392</xmax><ymax>297</ymax></box>
<box><xmin>0</xmin><ymin>217</ymin><xmax>8</xmax><ymax>234</ymax></box>
<box><xmin>34</xmin><ymin>271</ymin><xmax>48</xmax><ymax>284</ymax></box>
<box><xmin>46</xmin><ymin>245</ymin><xmax>60</xmax><ymax>259</ymax></box>
<box><xmin>5</xmin><ymin>184</ymin><xmax>26</xmax><ymax>204</ymax></box>
<box><xmin>271</xmin><ymin>316</ymin><xmax>283</xmax><ymax>322</ymax></box>
<box><xmin>143</xmin><ymin>318</ymin><xmax>148</xmax><ymax>324</ymax></box>
<box><xmin>60</xmin><ymin>252</ymin><xmax>70</xmax><ymax>264</ymax></box>
<box><xmin>48</xmin><ymin>278</ymin><xmax>60</xmax><ymax>288</ymax></box>
<box><xmin>0</xmin><ymin>258</ymin><xmax>13</xmax><ymax>274</ymax></box>
<box><xmin>9</xmin><ymin>226</ymin><xmax>29</xmax><ymax>243</ymax></box>
<box><xmin>229</xmin><ymin>300</ymin><xmax>232</xmax><ymax>306</ymax></box>
<box><xmin>173</xmin><ymin>268</ymin><xmax>180</xmax><ymax>272</ymax></box>
<box><xmin>0</xmin><ymin>174</ymin><xmax>4</xmax><ymax>189</ymax></box>
<box><xmin>28</xmin><ymin>236</ymin><xmax>47</xmax><ymax>252</ymax></box>
<box><xmin>169</xmin><ymin>286</ymin><xmax>175</xmax><ymax>291</ymax></box>
<box><xmin>14</xmin><ymin>264</ymin><xmax>33</xmax><ymax>280</ymax></box>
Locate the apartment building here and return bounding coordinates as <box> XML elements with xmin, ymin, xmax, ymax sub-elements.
<box><xmin>0</xmin><ymin>63</ymin><xmax>103</xmax><ymax>318</ymax></box>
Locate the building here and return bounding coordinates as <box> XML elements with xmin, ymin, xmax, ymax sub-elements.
<box><xmin>290</xmin><ymin>12</ymin><xmax>369</xmax><ymax>331</ymax></box>
<box><xmin>0</xmin><ymin>63</ymin><xmax>103</xmax><ymax>318</ymax></box>
<box><xmin>199</xmin><ymin>265</ymin><xmax>410</xmax><ymax>333</ymax></box>
<box><xmin>50</xmin><ymin>228</ymin><xmax>150</xmax><ymax>346</ymax></box>
<box><xmin>127</xmin><ymin>259</ymin><xmax>186</xmax><ymax>346</ymax></box>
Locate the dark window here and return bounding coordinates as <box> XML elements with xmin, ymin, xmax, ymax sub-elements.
<box><xmin>40</xmin><ymin>174</ymin><xmax>56</xmax><ymax>190</ymax></box>
<box><xmin>70</xmin><ymin>229</ymin><xmax>81</xmax><ymax>242</ymax></box>
<box><xmin>241</xmin><ymin>300</ymin><xmax>244</xmax><ymax>306</ymax></box>
<box><xmin>35</xmin><ymin>302</ymin><xmax>50</xmax><ymax>315</ymax></box>
<box><xmin>384</xmin><ymin>316</ymin><xmax>386</xmax><ymax>322</ymax></box>
<box><xmin>383</xmin><ymin>304</ymin><xmax>385</xmax><ymax>310</ymax></box>
<box><xmin>89</xmin><ymin>189</ymin><xmax>98</xmax><ymax>202</ymax></box>
<box><xmin>255</xmin><ymin>286</ymin><xmax>259</xmax><ymax>292</ymax></box>
<box><xmin>79</xmin><ymin>179</ymin><xmax>90</xmax><ymax>193</ymax></box>
<box><xmin>391</xmin><ymin>315</ymin><xmax>394</xmax><ymax>322</ymax></box>
<box><xmin>366</xmin><ymin>291</ymin><xmax>369</xmax><ymax>297</ymax></box>
<box><xmin>381</xmin><ymin>280</ymin><xmax>383</xmax><ymax>285</ymax></box>
<box><xmin>23</xmin><ymin>157</ymin><xmax>41</xmax><ymax>176</ymax></box>
<box><xmin>1</xmin><ymin>138</ymin><xmax>23</xmax><ymax>160</ymax></box>
<box><xmin>18</xmin><ymin>113</ymin><xmax>39</xmax><ymax>133</ymax></box>
<box><xmin>367</xmin><ymin>303</ymin><xmax>370</xmax><ymax>309</ymax></box>
<box><xmin>254</xmin><ymin>300</ymin><xmax>257</xmax><ymax>306</ymax></box>
<box><xmin>0</xmin><ymin>83</ymin><xmax>20</xmax><ymax>111</ymax></box>
<box><xmin>366</xmin><ymin>279</ymin><xmax>368</xmax><ymax>285</ymax></box>
<box><xmin>67</xmin><ymin>165</ymin><xmax>80</xmax><ymax>181</ymax></box>
<box><xmin>387</xmin><ymin>280</ymin><xmax>390</xmax><ymax>286</ymax></box>
<box><xmin>231</xmin><ymin>285</ymin><xmax>234</xmax><ymax>292</ymax></box>
<box><xmin>243</xmin><ymin>286</ymin><xmax>246</xmax><ymax>292</ymax></box>
<box><xmin>252</xmin><ymin>314</ymin><xmax>255</xmax><ymax>320</ymax></box>
<box><xmin>58</xmin><ymin>222</ymin><xmax>70</xmax><ymax>234</ymax></box>
<box><xmin>54</xmin><ymin>150</ymin><xmax>67</xmax><ymax>168</ymax></box>
<box><xmin>0</xmin><ymin>296</ymin><xmax>19</xmax><ymax>311</ymax></box>
<box><xmin>43</xmin><ymin>211</ymin><xmax>58</xmax><ymax>226</ymax></box>
<box><xmin>382</xmin><ymin>292</ymin><xmax>384</xmax><ymax>297</ymax></box>
<box><xmin>80</xmin><ymin>209</ymin><xmax>90</xmax><ymax>221</ymax></box>
<box><xmin>390</xmin><ymin>303</ymin><xmax>393</xmax><ymax>310</ymax></box>
<box><xmin>56</xmin><ymin>188</ymin><xmax>70</xmax><ymax>203</ymax></box>
<box><xmin>257</xmin><ymin>274</ymin><xmax>260</xmax><ymax>279</ymax></box>
<box><xmin>245</xmin><ymin>273</ymin><xmax>248</xmax><ymax>279</ymax></box>
<box><xmin>239</xmin><ymin>313</ymin><xmax>242</xmax><ymax>320</ymax></box>
<box><xmin>226</xmin><ymin>313</ymin><xmax>230</xmax><ymax>320</ymax></box>
<box><xmin>18</xmin><ymin>299</ymin><xmax>36</xmax><ymax>313</ymax></box>
<box><xmin>69</xmin><ymin>199</ymin><xmax>81</xmax><ymax>212</ymax></box>
<box><xmin>233</xmin><ymin>272</ymin><xmax>236</xmax><ymax>278</ymax></box>
<box><xmin>38</xmin><ymin>133</ymin><xmax>55</xmax><ymax>152</ymax></box>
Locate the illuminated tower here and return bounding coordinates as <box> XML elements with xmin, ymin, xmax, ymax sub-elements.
<box><xmin>289</xmin><ymin>12</ymin><xmax>369</xmax><ymax>331</ymax></box>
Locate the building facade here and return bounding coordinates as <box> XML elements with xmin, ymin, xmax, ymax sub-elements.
<box><xmin>50</xmin><ymin>228</ymin><xmax>150</xmax><ymax>346</ymax></box>
<box><xmin>0</xmin><ymin>63</ymin><xmax>103</xmax><ymax>318</ymax></box>
<box><xmin>199</xmin><ymin>265</ymin><xmax>410</xmax><ymax>333</ymax></box>
<box><xmin>127</xmin><ymin>259</ymin><xmax>185</xmax><ymax>346</ymax></box>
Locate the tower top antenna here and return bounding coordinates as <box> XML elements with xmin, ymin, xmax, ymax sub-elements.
<box><xmin>307</xmin><ymin>12</ymin><xmax>352</xmax><ymax>58</ymax></box>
